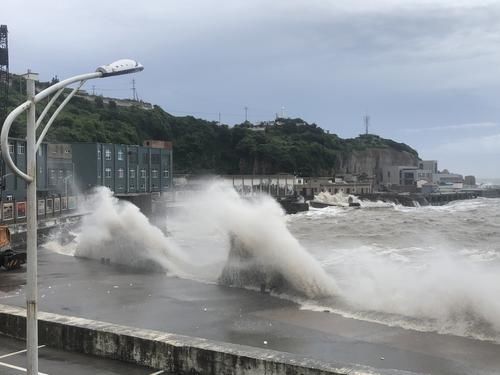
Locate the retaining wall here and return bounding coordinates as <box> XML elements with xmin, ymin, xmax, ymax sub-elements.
<box><xmin>0</xmin><ymin>304</ymin><xmax>410</xmax><ymax>375</ymax></box>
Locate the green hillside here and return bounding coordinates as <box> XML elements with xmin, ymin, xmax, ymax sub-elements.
<box><xmin>4</xmin><ymin>75</ymin><xmax>418</xmax><ymax>176</ymax></box>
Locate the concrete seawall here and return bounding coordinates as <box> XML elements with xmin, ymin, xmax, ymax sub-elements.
<box><xmin>0</xmin><ymin>304</ymin><xmax>418</xmax><ymax>375</ymax></box>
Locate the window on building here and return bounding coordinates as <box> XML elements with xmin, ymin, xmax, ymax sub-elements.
<box><xmin>17</xmin><ymin>144</ymin><xmax>25</xmax><ymax>154</ymax></box>
<box><xmin>117</xmin><ymin>150</ymin><xmax>124</xmax><ymax>161</ymax></box>
<box><xmin>130</xmin><ymin>169</ymin><xmax>136</xmax><ymax>178</ymax></box>
<box><xmin>118</xmin><ymin>168</ymin><xmax>124</xmax><ymax>178</ymax></box>
<box><xmin>151</xmin><ymin>154</ymin><xmax>160</xmax><ymax>163</ymax></box>
<box><xmin>105</xmin><ymin>149</ymin><xmax>111</xmax><ymax>160</ymax></box>
<box><xmin>151</xmin><ymin>169</ymin><xmax>158</xmax><ymax>178</ymax></box>
<box><xmin>58</xmin><ymin>170</ymin><xmax>64</xmax><ymax>183</ymax></box>
<box><xmin>142</xmin><ymin>153</ymin><xmax>148</xmax><ymax>163</ymax></box>
<box><xmin>97</xmin><ymin>149</ymin><xmax>101</xmax><ymax>160</ymax></box>
<box><xmin>38</xmin><ymin>147</ymin><xmax>43</xmax><ymax>156</ymax></box>
<box><xmin>8</xmin><ymin>143</ymin><xmax>14</xmax><ymax>154</ymax></box>
<box><xmin>49</xmin><ymin>169</ymin><xmax>56</xmax><ymax>186</ymax></box>
<box><xmin>140</xmin><ymin>169</ymin><xmax>146</xmax><ymax>178</ymax></box>
<box><xmin>105</xmin><ymin>168</ymin><xmax>112</xmax><ymax>178</ymax></box>
<box><xmin>140</xmin><ymin>183</ymin><xmax>145</xmax><ymax>190</ymax></box>
<box><xmin>129</xmin><ymin>185</ymin><xmax>135</xmax><ymax>190</ymax></box>
<box><xmin>163</xmin><ymin>169</ymin><xmax>169</xmax><ymax>178</ymax></box>
<box><xmin>98</xmin><ymin>168</ymin><xmax>101</xmax><ymax>178</ymax></box>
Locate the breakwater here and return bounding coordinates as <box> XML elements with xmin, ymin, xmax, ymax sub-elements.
<box><xmin>0</xmin><ymin>304</ymin><xmax>415</xmax><ymax>375</ymax></box>
<box><xmin>359</xmin><ymin>191</ymin><xmax>480</xmax><ymax>207</ymax></box>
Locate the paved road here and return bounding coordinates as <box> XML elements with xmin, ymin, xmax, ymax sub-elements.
<box><xmin>1</xmin><ymin>249</ymin><xmax>500</xmax><ymax>375</ymax></box>
<box><xmin>0</xmin><ymin>335</ymin><xmax>162</xmax><ymax>375</ymax></box>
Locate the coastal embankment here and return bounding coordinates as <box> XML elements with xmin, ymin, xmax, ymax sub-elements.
<box><xmin>358</xmin><ymin>189</ymin><xmax>500</xmax><ymax>207</ymax></box>
<box><xmin>0</xmin><ymin>304</ymin><xmax>415</xmax><ymax>375</ymax></box>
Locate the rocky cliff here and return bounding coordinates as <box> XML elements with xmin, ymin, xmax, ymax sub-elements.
<box><xmin>335</xmin><ymin>148</ymin><xmax>419</xmax><ymax>184</ymax></box>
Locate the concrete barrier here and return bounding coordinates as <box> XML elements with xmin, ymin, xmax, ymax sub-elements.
<box><xmin>0</xmin><ymin>304</ymin><xmax>419</xmax><ymax>375</ymax></box>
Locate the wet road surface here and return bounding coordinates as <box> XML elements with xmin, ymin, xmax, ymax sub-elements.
<box><xmin>1</xmin><ymin>248</ymin><xmax>500</xmax><ymax>375</ymax></box>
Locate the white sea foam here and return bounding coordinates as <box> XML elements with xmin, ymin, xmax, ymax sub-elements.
<box><xmin>303</xmin><ymin>241</ymin><xmax>500</xmax><ymax>342</ymax></box>
<box><xmin>313</xmin><ymin>191</ymin><xmax>359</xmax><ymax>207</ymax></box>
<box><xmin>169</xmin><ymin>182</ymin><xmax>338</xmax><ymax>298</ymax></box>
<box><xmin>43</xmin><ymin>185</ymin><xmax>500</xmax><ymax>342</ymax></box>
<box><xmin>47</xmin><ymin>184</ymin><xmax>337</xmax><ymax>299</ymax></box>
<box><xmin>54</xmin><ymin>187</ymin><xmax>192</xmax><ymax>276</ymax></box>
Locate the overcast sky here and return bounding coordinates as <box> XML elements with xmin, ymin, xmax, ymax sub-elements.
<box><xmin>4</xmin><ymin>0</ymin><xmax>500</xmax><ymax>178</ymax></box>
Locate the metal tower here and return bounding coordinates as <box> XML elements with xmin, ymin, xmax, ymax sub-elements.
<box><xmin>364</xmin><ymin>114</ymin><xmax>370</xmax><ymax>135</ymax></box>
<box><xmin>131</xmin><ymin>79</ymin><xmax>139</xmax><ymax>101</ymax></box>
<box><xmin>0</xmin><ymin>25</ymin><xmax>9</xmax><ymax>124</ymax></box>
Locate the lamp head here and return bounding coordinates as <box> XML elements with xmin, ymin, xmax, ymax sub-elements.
<box><xmin>96</xmin><ymin>59</ymin><xmax>144</xmax><ymax>77</ymax></box>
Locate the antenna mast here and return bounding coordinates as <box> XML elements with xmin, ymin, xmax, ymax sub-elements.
<box><xmin>364</xmin><ymin>115</ymin><xmax>370</xmax><ymax>135</ymax></box>
<box><xmin>131</xmin><ymin>79</ymin><xmax>139</xmax><ymax>101</ymax></box>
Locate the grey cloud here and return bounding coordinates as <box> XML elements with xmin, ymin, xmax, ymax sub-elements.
<box><xmin>404</xmin><ymin>122</ymin><xmax>498</xmax><ymax>133</ymax></box>
<box><xmin>3</xmin><ymin>0</ymin><xmax>500</xmax><ymax>177</ymax></box>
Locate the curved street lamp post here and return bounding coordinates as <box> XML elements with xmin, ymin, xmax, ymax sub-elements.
<box><xmin>0</xmin><ymin>59</ymin><xmax>143</xmax><ymax>375</ymax></box>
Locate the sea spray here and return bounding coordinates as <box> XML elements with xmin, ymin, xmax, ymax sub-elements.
<box><xmin>331</xmin><ymin>245</ymin><xmax>500</xmax><ymax>340</ymax></box>
<box><xmin>289</xmin><ymin>197</ymin><xmax>500</xmax><ymax>341</ymax></box>
<box><xmin>47</xmin><ymin>183</ymin><xmax>336</xmax><ymax>299</ymax></box>
<box><xmin>314</xmin><ymin>191</ymin><xmax>360</xmax><ymax>207</ymax></box>
<box><xmin>73</xmin><ymin>187</ymin><xmax>191</xmax><ymax>275</ymax></box>
<box><xmin>171</xmin><ymin>182</ymin><xmax>337</xmax><ymax>298</ymax></box>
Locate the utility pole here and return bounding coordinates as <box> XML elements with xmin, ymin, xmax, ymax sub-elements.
<box><xmin>92</xmin><ymin>85</ymin><xmax>95</xmax><ymax>96</ymax></box>
<box><xmin>244</xmin><ymin>106</ymin><xmax>248</xmax><ymax>122</ymax></box>
<box><xmin>218</xmin><ymin>112</ymin><xmax>221</xmax><ymax>125</ymax></box>
<box><xmin>0</xmin><ymin>25</ymin><xmax>9</xmax><ymax>125</ymax></box>
<box><xmin>364</xmin><ymin>115</ymin><xmax>370</xmax><ymax>135</ymax></box>
<box><xmin>25</xmin><ymin>69</ymin><xmax>39</xmax><ymax>375</ymax></box>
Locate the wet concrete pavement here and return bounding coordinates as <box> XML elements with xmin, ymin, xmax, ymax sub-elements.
<box><xmin>1</xmin><ymin>249</ymin><xmax>500</xmax><ymax>375</ymax></box>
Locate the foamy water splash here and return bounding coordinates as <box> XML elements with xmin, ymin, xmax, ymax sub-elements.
<box><xmin>167</xmin><ymin>183</ymin><xmax>337</xmax><ymax>298</ymax></box>
<box><xmin>45</xmin><ymin>187</ymin><xmax>191</xmax><ymax>276</ymax></box>
<box><xmin>290</xmin><ymin>197</ymin><xmax>500</xmax><ymax>342</ymax></box>
<box><xmin>47</xmin><ymin>184</ymin><xmax>336</xmax><ymax>299</ymax></box>
<box><xmin>44</xmin><ymin>184</ymin><xmax>500</xmax><ymax>342</ymax></box>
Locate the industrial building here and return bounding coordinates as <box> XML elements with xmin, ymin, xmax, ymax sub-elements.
<box><xmin>0</xmin><ymin>138</ymin><xmax>173</xmax><ymax>223</ymax></box>
<box><xmin>381</xmin><ymin>160</ymin><xmax>468</xmax><ymax>192</ymax></box>
<box><xmin>70</xmin><ymin>140</ymin><xmax>172</xmax><ymax>195</ymax></box>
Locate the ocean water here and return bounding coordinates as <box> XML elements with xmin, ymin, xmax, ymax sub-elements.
<box><xmin>46</xmin><ymin>185</ymin><xmax>500</xmax><ymax>344</ymax></box>
<box><xmin>287</xmin><ymin>197</ymin><xmax>500</xmax><ymax>342</ymax></box>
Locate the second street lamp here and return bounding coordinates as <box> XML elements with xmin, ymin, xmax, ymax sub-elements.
<box><xmin>0</xmin><ymin>59</ymin><xmax>143</xmax><ymax>375</ymax></box>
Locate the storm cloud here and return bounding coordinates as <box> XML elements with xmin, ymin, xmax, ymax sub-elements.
<box><xmin>3</xmin><ymin>0</ymin><xmax>500</xmax><ymax>177</ymax></box>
